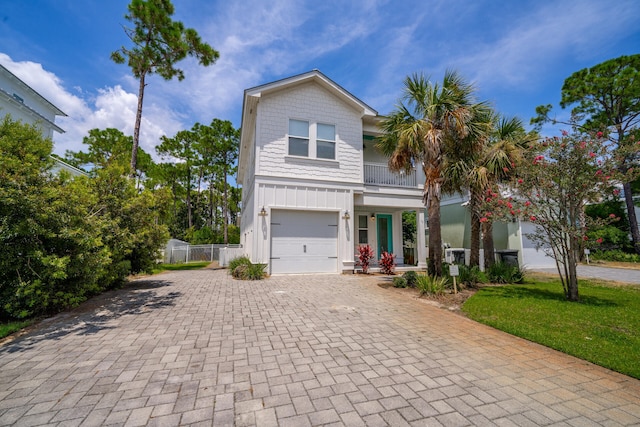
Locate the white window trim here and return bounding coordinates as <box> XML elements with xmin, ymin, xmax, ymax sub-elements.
<box><xmin>287</xmin><ymin>119</ymin><xmax>337</xmax><ymax>161</ymax></box>
<box><xmin>288</xmin><ymin>119</ymin><xmax>310</xmax><ymax>157</ymax></box>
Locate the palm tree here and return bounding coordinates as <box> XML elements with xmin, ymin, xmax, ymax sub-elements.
<box><xmin>481</xmin><ymin>116</ymin><xmax>533</xmax><ymax>268</ymax></box>
<box><xmin>442</xmin><ymin>114</ymin><xmax>529</xmax><ymax>269</ymax></box>
<box><xmin>378</xmin><ymin>71</ymin><xmax>486</xmax><ymax>276</ymax></box>
<box><xmin>442</xmin><ymin>107</ymin><xmax>494</xmax><ymax>267</ymax></box>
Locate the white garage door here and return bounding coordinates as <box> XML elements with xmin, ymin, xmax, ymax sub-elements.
<box><xmin>271</xmin><ymin>210</ymin><xmax>338</xmax><ymax>274</ymax></box>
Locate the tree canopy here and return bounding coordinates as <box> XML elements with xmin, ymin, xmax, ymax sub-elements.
<box><xmin>111</xmin><ymin>0</ymin><xmax>219</xmax><ymax>175</ymax></box>
<box><xmin>533</xmin><ymin>54</ymin><xmax>640</xmax><ymax>254</ymax></box>
<box><xmin>378</xmin><ymin>70</ymin><xmax>490</xmax><ymax>275</ymax></box>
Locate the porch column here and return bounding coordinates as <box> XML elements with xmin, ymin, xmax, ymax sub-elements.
<box><xmin>416</xmin><ymin>209</ymin><xmax>427</xmax><ymax>270</ymax></box>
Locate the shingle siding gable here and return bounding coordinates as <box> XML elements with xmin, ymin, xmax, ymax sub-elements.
<box><xmin>256</xmin><ymin>82</ymin><xmax>362</xmax><ymax>183</ymax></box>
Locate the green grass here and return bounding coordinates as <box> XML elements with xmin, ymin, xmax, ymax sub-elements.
<box><xmin>0</xmin><ymin>320</ymin><xmax>34</xmax><ymax>340</ymax></box>
<box><xmin>462</xmin><ymin>278</ymin><xmax>640</xmax><ymax>379</ymax></box>
<box><xmin>150</xmin><ymin>261</ymin><xmax>211</xmax><ymax>274</ymax></box>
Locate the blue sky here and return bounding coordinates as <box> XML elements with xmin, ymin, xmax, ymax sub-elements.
<box><xmin>1</xmin><ymin>0</ymin><xmax>638</xmax><ymax>159</ymax></box>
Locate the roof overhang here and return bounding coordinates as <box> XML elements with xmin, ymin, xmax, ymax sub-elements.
<box><xmin>0</xmin><ymin>89</ymin><xmax>65</xmax><ymax>134</ymax></box>
<box><xmin>0</xmin><ymin>64</ymin><xmax>67</xmax><ymax>117</ymax></box>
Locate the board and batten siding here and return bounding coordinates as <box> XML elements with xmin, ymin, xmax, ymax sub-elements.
<box><xmin>252</xmin><ymin>180</ymin><xmax>355</xmax><ymax>272</ymax></box>
<box><xmin>256</xmin><ymin>83</ymin><xmax>363</xmax><ymax>183</ymax></box>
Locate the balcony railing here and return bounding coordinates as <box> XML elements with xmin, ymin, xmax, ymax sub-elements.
<box><xmin>364</xmin><ymin>162</ymin><xmax>418</xmax><ymax>188</ymax></box>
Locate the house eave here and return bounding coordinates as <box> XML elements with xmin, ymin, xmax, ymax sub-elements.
<box><xmin>0</xmin><ymin>63</ymin><xmax>67</xmax><ymax>117</ymax></box>
<box><xmin>0</xmin><ymin>89</ymin><xmax>65</xmax><ymax>134</ymax></box>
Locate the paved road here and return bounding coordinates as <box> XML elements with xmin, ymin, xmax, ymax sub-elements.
<box><xmin>533</xmin><ymin>264</ymin><xmax>640</xmax><ymax>285</ymax></box>
<box><xmin>1</xmin><ymin>269</ymin><xmax>639</xmax><ymax>426</ymax></box>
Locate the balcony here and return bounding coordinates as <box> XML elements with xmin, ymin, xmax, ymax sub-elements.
<box><xmin>364</xmin><ymin>162</ymin><xmax>419</xmax><ymax>188</ymax></box>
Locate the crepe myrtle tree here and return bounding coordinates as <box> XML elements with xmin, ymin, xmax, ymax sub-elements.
<box><xmin>481</xmin><ymin>130</ymin><xmax>637</xmax><ymax>301</ymax></box>
<box><xmin>532</xmin><ymin>54</ymin><xmax>640</xmax><ymax>254</ymax></box>
<box><xmin>111</xmin><ymin>0</ymin><xmax>219</xmax><ymax>177</ymax></box>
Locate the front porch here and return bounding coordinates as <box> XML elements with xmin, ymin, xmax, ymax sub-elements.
<box><xmin>351</xmin><ymin>208</ymin><xmax>427</xmax><ymax>271</ymax></box>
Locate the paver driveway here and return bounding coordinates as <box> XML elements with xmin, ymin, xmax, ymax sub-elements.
<box><xmin>1</xmin><ymin>269</ymin><xmax>639</xmax><ymax>426</ymax></box>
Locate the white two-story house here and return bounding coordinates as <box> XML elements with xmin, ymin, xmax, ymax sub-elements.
<box><xmin>237</xmin><ymin>70</ymin><xmax>428</xmax><ymax>274</ymax></box>
<box><xmin>0</xmin><ymin>63</ymin><xmax>66</xmax><ymax>140</ymax></box>
<box><xmin>1</xmin><ymin>62</ymin><xmax>85</xmax><ymax>177</ymax></box>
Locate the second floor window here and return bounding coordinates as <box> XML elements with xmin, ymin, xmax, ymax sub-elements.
<box><xmin>288</xmin><ymin>119</ymin><xmax>336</xmax><ymax>160</ymax></box>
<box><xmin>317</xmin><ymin>123</ymin><xmax>335</xmax><ymax>160</ymax></box>
<box><xmin>289</xmin><ymin>119</ymin><xmax>309</xmax><ymax>157</ymax></box>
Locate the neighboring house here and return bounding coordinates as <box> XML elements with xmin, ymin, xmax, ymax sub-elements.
<box><xmin>440</xmin><ymin>193</ymin><xmax>556</xmax><ymax>269</ymax></box>
<box><xmin>237</xmin><ymin>70</ymin><xmax>427</xmax><ymax>274</ymax></box>
<box><xmin>50</xmin><ymin>156</ymin><xmax>89</xmax><ymax>178</ymax></box>
<box><xmin>0</xmin><ymin>63</ymin><xmax>66</xmax><ymax>140</ymax></box>
<box><xmin>0</xmin><ymin>63</ymin><xmax>82</xmax><ymax>177</ymax></box>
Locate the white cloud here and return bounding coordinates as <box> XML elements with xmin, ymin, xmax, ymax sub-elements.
<box><xmin>1</xmin><ymin>53</ymin><xmax>183</xmax><ymax>158</ymax></box>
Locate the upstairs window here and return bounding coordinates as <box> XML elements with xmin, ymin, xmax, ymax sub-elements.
<box><xmin>316</xmin><ymin>123</ymin><xmax>336</xmax><ymax>160</ymax></box>
<box><xmin>289</xmin><ymin>119</ymin><xmax>309</xmax><ymax>157</ymax></box>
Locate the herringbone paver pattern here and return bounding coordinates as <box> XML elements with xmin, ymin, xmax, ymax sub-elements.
<box><xmin>0</xmin><ymin>269</ymin><xmax>639</xmax><ymax>426</ymax></box>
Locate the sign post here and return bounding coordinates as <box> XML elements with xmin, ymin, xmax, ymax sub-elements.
<box><xmin>449</xmin><ymin>264</ymin><xmax>459</xmax><ymax>294</ymax></box>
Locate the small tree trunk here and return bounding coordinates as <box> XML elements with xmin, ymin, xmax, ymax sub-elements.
<box><xmin>208</xmin><ymin>183</ymin><xmax>214</xmax><ymax>228</ymax></box>
<box><xmin>426</xmin><ymin>183</ymin><xmax>442</xmax><ymax>277</ymax></box>
<box><xmin>483</xmin><ymin>221</ymin><xmax>495</xmax><ymax>269</ymax></box>
<box><xmin>566</xmin><ymin>248</ymin><xmax>580</xmax><ymax>301</ymax></box>
<box><xmin>186</xmin><ymin>164</ymin><xmax>192</xmax><ymax>229</ymax></box>
<box><xmin>130</xmin><ymin>72</ymin><xmax>146</xmax><ymax>178</ymax></box>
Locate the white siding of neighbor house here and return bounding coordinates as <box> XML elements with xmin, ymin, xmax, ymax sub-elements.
<box><xmin>1</xmin><ymin>66</ymin><xmax>64</xmax><ymax>139</ymax></box>
<box><xmin>256</xmin><ymin>82</ymin><xmax>363</xmax><ymax>183</ymax></box>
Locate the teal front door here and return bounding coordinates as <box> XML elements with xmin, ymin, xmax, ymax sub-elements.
<box><xmin>377</xmin><ymin>214</ymin><xmax>393</xmax><ymax>257</ymax></box>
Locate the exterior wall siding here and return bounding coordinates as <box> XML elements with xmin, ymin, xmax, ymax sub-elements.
<box><xmin>256</xmin><ymin>83</ymin><xmax>363</xmax><ymax>183</ymax></box>
<box><xmin>1</xmin><ymin>67</ymin><xmax>63</xmax><ymax>139</ymax></box>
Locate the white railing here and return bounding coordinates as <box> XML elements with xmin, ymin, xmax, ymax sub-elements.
<box><xmin>364</xmin><ymin>162</ymin><xmax>418</xmax><ymax>188</ymax></box>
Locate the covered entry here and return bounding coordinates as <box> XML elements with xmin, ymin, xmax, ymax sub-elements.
<box><xmin>270</xmin><ymin>210</ymin><xmax>338</xmax><ymax>274</ymax></box>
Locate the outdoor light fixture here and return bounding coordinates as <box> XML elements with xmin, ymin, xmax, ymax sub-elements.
<box><xmin>258</xmin><ymin>206</ymin><xmax>267</xmax><ymax>217</ymax></box>
<box><xmin>342</xmin><ymin>210</ymin><xmax>350</xmax><ymax>220</ymax></box>
<box><xmin>371</xmin><ymin>213</ymin><xmax>376</xmax><ymax>221</ymax></box>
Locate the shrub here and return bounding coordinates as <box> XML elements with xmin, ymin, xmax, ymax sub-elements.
<box><xmin>392</xmin><ymin>277</ymin><xmax>407</xmax><ymax>288</ymax></box>
<box><xmin>415</xmin><ymin>273</ymin><xmax>448</xmax><ymax>296</ymax></box>
<box><xmin>358</xmin><ymin>245</ymin><xmax>375</xmax><ymax>274</ymax></box>
<box><xmin>231</xmin><ymin>264</ymin><xmax>248</xmax><ymax>279</ymax></box>
<box><xmin>402</xmin><ymin>271</ymin><xmax>418</xmax><ymax>288</ymax></box>
<box><xmin>457</xmin><ymin>265</ymin><xmax>485</xmax><ymax>287</ymax></box>
<box><xmin>590</xmin><ymin>249</ymin><xmax>640</xmax><ymax>263</ymax></box>
<box><xmin>243</xmin><ymin>263</ymin><xmax>267</xmax><ymax>280</ymax></box>
<box><xmin>228</xmin><ymin>256</ymin><xmax>251</xmax><ymax>272</ymax></box>
<box><xmin>379</xmin><ymin>251</ymin><xmax>396</xmax><ymax>275</ymax></box>
<box><xmin>228</xmin><ymin>256</ymin><xmax>266</xmax><ymax>280</ymax></box>
<box><xmin>486</xmin><ymin>261</ymin><xmax>525</xmax><ymax>284</ymax></box>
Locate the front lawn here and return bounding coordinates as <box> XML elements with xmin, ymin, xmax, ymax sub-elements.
<box><xmin>462</xmin><ymin>276</ymin><xmax>640</xmax><ymax>379</ymax></box>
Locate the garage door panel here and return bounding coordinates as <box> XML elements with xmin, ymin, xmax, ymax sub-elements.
<box><xmin>271</xmin><ymin>238</ymin><xmax>337</xmax><ymax>257</ymax></box>
<box><xmin>270</xmin><ymin>210</ymin><xmax>338</xmax><ymax>274</ymax></box>
<box><xmin>271</xmin><ymin>256</ymin><xmax>336</xmax><ymax>274</ymax></box>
